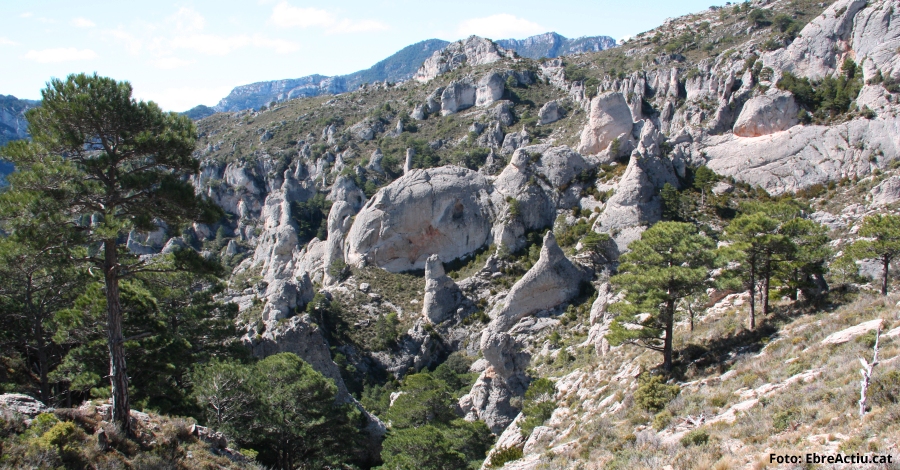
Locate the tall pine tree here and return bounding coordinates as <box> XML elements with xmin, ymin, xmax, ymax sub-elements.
<box><xmin>2</xmin><ymin>73</ymin><xmax>221</xmax><ymax>433</ymax></box>
<box><xmin>607</xmin><ymin>222</ymin><xmax>717</xmax><ymax>371</ymax></box>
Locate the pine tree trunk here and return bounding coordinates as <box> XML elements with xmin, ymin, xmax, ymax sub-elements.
<box><xmin>882</xmin><ymin>256</ymin><xmax>890</xmax><ymax>296</ymax></box>
<box><xmin>103</xmin><ymin>238</ymin><xmax>130</xmax><ymax>435</ymax></box>
<box><xmin>749</xmin><ymin>263</ymin><xmax>756</xmax><ymax>330</ymax></box>
<box><xmin>763</xmin><ymin>262</ymin><xmax>771</xmax><ymax>316</ymax></box>
<box><xmin>26</xmin><ymin>279</ymin><xmax>50</xmax><ymax>404</ymax></box>
<box><xmin>36</xmin><ymin>320</ymin><xmax>49</xmax><ymax>404</ymax></box>
<box><xmin>663</xmin><ymin>299</ymin><xmax>674</xmax><ymax>371</ymax></box>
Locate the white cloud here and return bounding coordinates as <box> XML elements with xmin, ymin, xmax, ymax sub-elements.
<box><xmin>168</xmin><ymin>7</ymin><xmax>206</xmax><ymax>33</ymax></box>
<box><xmin>271</xmin><ymin>2</ymin><xmax>388</xmax><ymax>33</ymax></box>
<box><xmin>329</xmin><ymin>18</ymin><xmax>389</xmax><ymax>33</ymax></box>
<box><xmin>456</xmin><ymin>14</ymin><xmax>545</xmax><ymax>39</ymax></box>
<box><xmin>165</xmin><ymin>33</ymin><xmax>299</xmax><ymax>56</ymax></box>
<box><xmin>134</xmin><ymin>85</ymin><xmax>233</xmax><ymax>112</ymax></box>
<box><xmin>0</xmin><ymin>37</ymin><xmax>17</xmax><ymax>46</ymax></box>
<box><xmin>71</xmin><ymin>17</ymin><xmax>95</xmax><ymax>28</ymax></box>
<box><xmin>271</xmin><ymin>4</ymin><xmax>334</xmax><ymax>28</ymax></box>
<box><xmin>20</xmin><ymin>12</ymin><xmax>32</xmax><ymax>18</ymax></box>
<box><xmin>152</xmin><ymin>57</ymin><xmax>194</xmax><ymax>69</ymax></box>
<box><xmin>107</xmin><ymin>29</ymin><xmax>143</xmax><ymax>55</ymax></box>
<box><xmin>23</xmin><ymin>48</ymin><xmax>98</xmax><ymax>63</ymax></box>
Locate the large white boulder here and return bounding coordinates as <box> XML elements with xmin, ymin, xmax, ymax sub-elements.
<box><xmin>476</xmin><ymin>73</ymin><xmax>505</xmax><ymax>107</ymax></box>
<box><xmin>345</xmin><ymin>166</ymin><xmax>497</xmax><ymax>272</ymax></box>
<box><xmin>441</xmin><ymin>79</ymin><xmax>477</xmax><ymax>116</ymax></box>
<box><xmin>577</xmin><ymin>92</ymin><xmax>634</xmax><ymax>155</ymax></box>
<box><xmin>733</xmin><ymin>91</ymin><xmax>800</xmax><ymax>137</ymax></box>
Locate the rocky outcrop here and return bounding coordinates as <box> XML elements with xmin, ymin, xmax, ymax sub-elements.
<box><xmin>870</xmin><ymin>176</ymin><xmax>900</xmax><ymax>206</ymax></box>
<box><xmin>763</xmin><ymin>0</ymin><xmax>869</xmax><ymax>80</ymax></box>
<box><xmin>701</xmin><ymin>117</ymin><xmax>900</xmax><ymax>195</ymax></box>
<box><xmin>348</xmin><ymin>118</ymin><xmax>384</xmax><ymax>141</ymax></box>
<box><xmin>485</xmin><ymin>232</ymin><xmax>588</xmax><ymax>334</ymax></box>
<box><xmin>852</xmin><ymin>1</ymin><xmax>900</xmax><ymax>81</ymax></box>
<box><xmin>500</xmin><ymin>129</ymin><xmax>530</xmax><ymax>156</ymax></box>
<box><xmin>538</xmin><ymin>100</ymin><xmax>564</xmax><ymax>125</ymax></box>
<box><xmin>414</xmin><ymin>36</ymin><xmax>515</xmax><ymax>83</ymax></box>
<box><xmin>367</xmin><ymin>148</ymin><xmax>385</xmax><ymax>173</ymax></box>
<box><xmin>496</xmin><ymin>32</ymin><xmax>617</xmax><ymax>60</ymax></box>
<box><xmin>0</xmin><ymin>95</ymin><xmax>38</xmax><ymax>148</ymax></box>
<box><xmin>441</xmin><ymin>79</ymin><xmax>477</xmax><ymax>115</ymax></box>
<box><xmin>345</xmin><ymin>166</ymin><xmax>497</xmax><ymax>272</ymax></box>
<box><xmin>577</xmin><ymin>92</ymin><xmax>634</xmax><ymax>155</ymax></box>
<box><xmin>0</xmin><ymin>393</ymin><xmax>52</xmax><ymax>418</ymax></box>
<box><xmin>459</xmin><ymin>367</ymin><xmax>521</xmax><ymax>434</ymax></box>
<box><xmin>493</xmin><ymin>148</ymin><xmax>557</xmax><ymax>231</ymax></box>
<box><xmin>461</xmin><ymin>232</ymin><xmax>587</xmax><ymax>434</ymax></box>
<box><xmin>732</xmin><ymin>91</ymin><xmax>800</xmax><ymax>137</ymax></box>
<box><xmin>322</xmin><ymin>201</ymin><xmax>357</xmax><ymax>285</ymax></box>
<box><xmin>476</xmin><ymin>73</ymin><xmax>505</xmax><ymax>108</ymax></box>
<box><xmin>422</xmin><ymin>255</ymin><xmax>464</xmax><ymax>323</ymax></box>
<box><xmin>327</xmin><ymin>176</ymin><xmax>366</xmax><ymax>210</ymax></box>
<box><xmin>595</xmin><ymin>121</ymin><xmax>679</xmax><ymax>249</ymax></box>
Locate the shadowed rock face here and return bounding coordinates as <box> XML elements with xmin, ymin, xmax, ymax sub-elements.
<box><xmin>345</xmin><ymin>166</ymin><xmax>497</xmax><ymax>272</ymax></box>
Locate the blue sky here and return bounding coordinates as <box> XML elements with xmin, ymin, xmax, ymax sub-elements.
<box><xmin>0</xmin><ymin>0</ymin><xmax>724</xmax><ymax>111</ymax></box>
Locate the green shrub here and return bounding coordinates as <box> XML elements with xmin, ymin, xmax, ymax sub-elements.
<box><xmin>871</xmin><ymin>370</ymin><xmax>900</xmax><ymax>406</ymax></box>
<box><xmin>680</xmin><ymin>428</ymin><xmax>709</xmax><ymax>446</ymax></box>
<box><xmin>488</xmin><ymin>446</ymin><xmax>524</xmax><ymax>468</ymax></box>
<box><xmin>633</xmin><ymin>374</ymin><xmax>680</xmax><ymax>412</ymax></box>
<box><xmin>35</xmin><ymin>421</ymin><xmax>85</xmax><ymax>463</ymax></box>
<box><xmin>519</xmin><ymin>378</ymin><xmax>557</xmax><ymax>436</ymax></box>
<box><xmin>773</xmin><ymin>408</ymin><xmax>798</xmax><ymax>432</ymax></box>
<box><xmin>652</xmin><ymin>410</ymin><xmax>672</xmax><ymax>431</ymax></box>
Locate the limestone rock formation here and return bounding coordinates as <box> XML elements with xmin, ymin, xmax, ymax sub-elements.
<box><xmin>500</xmin><ymin>128</ymin><xmax>530</xmax><ymax>156</ymax></box>
<box><xmin>852</xmin><ymin>2</ymin><xmax>900</xmax><ymax>81</ymax></box>
<box><xmin>367</xmin><ymin>148</ymin><xmax>385</xmax><ymax>173</ymax></box>
<box><xmin>345</xmin><ymin>166</ymin><xmax>497</xmax><ymax>272</ymax></box>
<box><xmin>421</xmin><ymin>255</ymin><xmax>464</xmax><ymax>323</ymax></box>
<box><xmin>577</xmin><ymin>92</ymin><xmax>634</xmax><ymax>155</ymax></box>
<box><xmin>595</xmin><ymin>121</ymin><xmax>678</xmax><ymax>249</ymax></box>
<box><xmin>476</xmin><ymin>73</ymin><xmax>505</xmax><ymax>107</ymax></box>
<box><xmin>701</xmin><ymin>117</ymin><xmax>900</xmax><ymax>195</ymax></box>
<box><xmin>458</xmin><ymin>367</ymin><xmax>521</xmax><ymax>434</ymax></box>
<box><xmin>322</xmin><ymin>201</ymin><xmax>357</xmax><ymax>285</ymax></box>
<box><xmin>0</xmin><ymin>393</ymin><xmax>52</xmax><ymax>418</ymax></box>
<box><xmin>493</xmin><ymin>148</ymin><xmax>557</xmax><ymax>231</ymax></box>
<box><xmin>732</xmin><ymin>91</ymin><xmax>800</xmax><ymax>137</ymax></box>
<box><xmin>441</xmin><ymin>79</ymin><xmax>477</xmax><ymax>115</ymax></box>
<box><xmin>763</xmin><ymin>0</ymin><xmax>869</xmax><ymax>80</ymax></box>
<box><xmin>414</xmin><ymin>36</ymin><xmax>515</xmax><ymax>83</ymax></box>
<box><xmin>870</xmin><ymin>176</ymin><xmax>900</xmax><ymax>206</ymax></box>
<box><xmin>538</xmin><ymin>100</ymin><xmax>564</xmax><ymax>125</ymax></box>
<box><xmin>485</xmin><ymin>232</ymin><xmax>588</xmax><ymax>333</ymax></box>
<box><xmin>327</xmin><ymin>175</ymin><xmax>366</xmax><ymax>211</ymax></box>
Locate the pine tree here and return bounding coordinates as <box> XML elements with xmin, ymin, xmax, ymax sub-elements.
<box><xmin>2</xmin><ymin>73</ymin><xmax>221</xmax><ymax>433</ymax></box>
<box><xmin>607</xmin><ymin>222</ymin><xmax>717</xmax><ymax>371</ymax></box>
<box><xmin>847</xmin><ymin>214</ymin><xmax>900</xmax><ymax>295</ymax></box>
<box><xmin>721</xmin><ymin>211</ymin><xmax>792</xmax><ymax>329</ymax></box>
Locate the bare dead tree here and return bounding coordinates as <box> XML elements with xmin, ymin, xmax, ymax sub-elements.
<box><xmin>858</xmin><ymin>326</ymin><xmax>881</xmax><ymax>417</ymax></box>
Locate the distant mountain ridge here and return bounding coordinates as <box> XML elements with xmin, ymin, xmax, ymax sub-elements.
<box><xmin>191</xmin><ymin>32</ymin><xmax>616</xmax><ymax>117</ymax></box>
<box><xmin>496</xmin><ymin>32</ymin><xmax>616</xmax><ymax>59</ymax></box>
<box><xmin>0</xmin><ymin>95</ymin><xmax>39</xmax><ymax>181</ymax></box>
